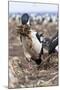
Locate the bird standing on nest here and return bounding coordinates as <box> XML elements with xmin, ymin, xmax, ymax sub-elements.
<box><xmin>16</xmin><ymin>13</ymin><xmax>44</xmax><ymax>68</ymax></box>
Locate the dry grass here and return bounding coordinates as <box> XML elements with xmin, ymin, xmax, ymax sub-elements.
<box><xmin>8</xmin><ymin>20</ymin><xmax>58</xmax><ymax>88</ymax></box>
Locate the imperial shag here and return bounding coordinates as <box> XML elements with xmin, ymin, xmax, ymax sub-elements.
<box><xmin>16</xmin><ymin>13</ymin><xmax>58</xmax><ymax>68</ymax></box>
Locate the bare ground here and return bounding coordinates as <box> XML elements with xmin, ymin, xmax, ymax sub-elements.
<box><xmin>8</xmin><ymin>21</ymin><xmax>58</xmax><ymax>88</ymax></box>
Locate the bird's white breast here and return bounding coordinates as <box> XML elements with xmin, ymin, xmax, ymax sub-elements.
<box><xmin>30</xmin><ymin>30</ymin><xmax>42</xmax><ymax>54</ymax></box>
<box><xmin>22</xmin><ymin>30</ymin><xmax>42</xmax><ymax>59</ymax></box>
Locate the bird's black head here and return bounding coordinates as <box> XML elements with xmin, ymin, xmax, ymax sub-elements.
<box><xmin>21</xmin><ymin>13</ymin><xmax>29</xmax><ymax>25</ymax></box>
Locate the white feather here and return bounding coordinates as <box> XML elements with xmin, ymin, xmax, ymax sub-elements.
<box><xmin>30</xmin><ymin>30</ymin><xmax>42</xmax><ymax>54</ymax></box>
<box><xmin>22</xmin><ymin>30</ymin><xmax>42</xmax><ymax>60</ymax></box>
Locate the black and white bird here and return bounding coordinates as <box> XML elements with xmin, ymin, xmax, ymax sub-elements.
<box><xmin>16</xmin><ymin>13</ymin><xmax>44</xmax><ymax>66</ymax></box>
<box><xmin>16</xmin><ymin>13</ymin><xmax>58</xmax><ymax>68</ymax></box>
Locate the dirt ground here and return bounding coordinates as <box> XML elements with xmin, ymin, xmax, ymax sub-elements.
<box><xmin>8</xmin><ymin>20</ymin><xmax>58</xmax><ymax>88</ymax></box>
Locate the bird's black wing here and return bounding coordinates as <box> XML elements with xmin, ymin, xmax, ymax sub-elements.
<box><xmin>43</xmin><ymin>32</ymin><xmax>58</xmax><ymax>54</ymax></box>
